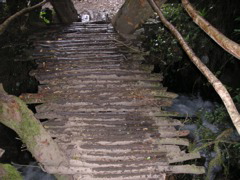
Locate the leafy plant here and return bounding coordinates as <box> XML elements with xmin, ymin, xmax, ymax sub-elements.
<box><xmin>39</xmin><ymin>8</ymin><xmax>52</xmax><ymax>24</ymax></box>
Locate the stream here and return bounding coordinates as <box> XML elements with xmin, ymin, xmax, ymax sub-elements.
<box><xmin>167</xmin><ymin>94</ymin><xmax>240</xmax><ymax>180</ymax></box>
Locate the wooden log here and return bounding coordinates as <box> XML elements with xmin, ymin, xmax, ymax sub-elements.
<box><xmin>157</xmin><ymin>138</ymin><xmax>190</xmax><ymax>146</ymax></box>
<box><xmin>163</xmin><ymin>165</ymin><xmax>205</xmax><ymax>174</ymax></box>
<box><xmin>167</xmin><ymin>152</ymin><xmax>201</xmax><ymax>163</ymax></box>
<box><xmin>40</xmin><ymin>164</ymin><xmax>205</xmax><ymax>175</ymax></box>
<box><xmin>112</xmin><ymin>0</ymin><xmax>167</xmax><ymax>35</ymax></box>
<box><xmin>0</xmin><ymin>84</ymin><xmax>71</xmax><ymax>178</ymax></box>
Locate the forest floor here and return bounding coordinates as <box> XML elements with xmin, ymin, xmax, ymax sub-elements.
<box><xmin>44</xmin><ymin>0</ymin><xmax>125</xmax><ymax>19</ymax></box>
<box><xmin>72</xmin><ymin>0</ymin><xmax>124</xmax><ymax>18</ymax></box>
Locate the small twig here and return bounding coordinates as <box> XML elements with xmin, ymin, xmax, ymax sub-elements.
<box><xmin>11</xmin><ymin>162</ymin><xmax>40</xmax><ymax>168</ymax></box>
<box><xmin>112</xmin><ymin>38</ymin><xmax>166</xmax><ymax>63</ymax></box>
<box><xmin>112</xmin><ymin>38</ymin><xmax>143</xmax><ymax>53</ymax></box>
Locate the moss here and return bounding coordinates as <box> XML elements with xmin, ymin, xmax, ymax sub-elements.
<box><xmin>15</xmin><ymin>97</ymin><xmax>40</xmax><ymax>148</ymax></box>
<box><xmin>55</xmin><ymin>174</ymin><xmax>74</xmax><ymax>180</ymax></box>
<box><xmin>0</xmin><ymin>106</ymin><xmax>3</xmax><ymax>114</ymax></box>
<box><xmin>0</xmin><ymin>164</ymin><xmax>23</xmax><ymax>180</ymax></box>
<box><xmin>0</xmin><ymin>98</ymin><xmax>20</xmax><ymax>131</ymax></box>
<box><xmin>1</xmin><ymin>96</ymin><xmax>41</xmax><ymax>151</ymax></box>
<box><xmin>206</xmin><ymin>142</ymin><xmax>222</xmax><ymax>180</ymax></box>
<box><xmin>192</xmin><ymin>129</ymin><xmax>233</xmax><ymax>179</ymax></box>
<box><xmin>188</xmin><ymin>141</ymin><xmax>197</xmax><ymax>152</ymax></box>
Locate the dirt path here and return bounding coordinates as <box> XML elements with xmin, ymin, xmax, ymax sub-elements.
<box><xmin>73</xmin><ymin>0</ymin><xmax>124</xmax><ymax>18</ymax></box>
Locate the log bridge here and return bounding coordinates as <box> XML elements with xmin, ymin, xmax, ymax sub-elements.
<box><xmin>20</xmin><ymin>21</ymin><xmax>205</xmax><ymax>179</ymax></box>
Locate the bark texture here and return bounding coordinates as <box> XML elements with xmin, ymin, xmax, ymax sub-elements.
<box><xmin>182</xmin><ymin>0</ymin><xmax>240</xmax><ymax>60</ymax></box>
<box><xmin>147</xmin><ymin>0</ymin><xmax>240</xmax><ymax>135</ymax></box>
<box><xmin>0</xmin><ymin>85</ymin><xmax>70</xmax><ymax>176</ymax></box>
<box><xmin>50</xmin><ymin>0</ymin><xmax>78</xmax><ymax>24</ymax></box>
<box><xmin>112</xmin><ymin>0</ymin><xmax>167</xmax><ymax>35</ymax></box>
<box><xmin>0</xmin><ymin>0</ymin><xmax>47</xmax><ymax>36</ymax></box>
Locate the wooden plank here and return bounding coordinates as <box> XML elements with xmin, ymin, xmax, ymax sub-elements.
<box><xmin>157</xmin><ymin>138</ymin><xmax>189</xmax><ymax>146</ymax></box>
<box><xmin>167</xmin><ymin>152</ymin><xmax>201</xmax><ymax>163</ymax></box>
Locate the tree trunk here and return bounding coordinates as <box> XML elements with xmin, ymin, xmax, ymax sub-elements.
<box><xmin>0</xmin><ymin>84</ymin><xmax>71</xmax><ymax>178</ymax></box>
<box><xmin>50</xmin><ymin>0</ymin><xmax>78</xmax><ymax>24</ymax></box>
<box><xmin>181</xmin><ymin>0</ymin><xmax>240</xmax><ymax>60</ymax></box>
<box><xmin>112</xmin><ymin>0</ymin><xmax>167</xmax><ymax>35</ymax></box>
<box><xmin>147</xmin><ymin>0</ymin><xmax>240</xmax><ymax>135</ymax></box>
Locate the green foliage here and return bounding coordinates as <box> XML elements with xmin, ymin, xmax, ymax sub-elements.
<box><xmin>198</xmin><ymin>6</ymin><xmax>212</xmax><ymax>17</ymax></box>
<box><xmin>190</xmin><ymin>124</ymin><xmax>239</xmax><ymax>179</ymax></box>
<box><xmin>142</xmin><ymin>2</ymin><xmax>240</xmax><ymax>179</ymax></box>
<box><xmin>14</xmin><ymin>97</ymin><xmax>40</xmax><ymax>149</ymax></box>
<box><xmin>234</xmin><ymin>16</ymin><xmax>240</xmax><ymax>43</ymax></box>
<box><xmin>0</xmin><ymin>164</ymin><xmax>23</xmax><ymax>180</ymax></box>
<box><xmin>0</xmin><ymin>3</ymin><xmax>9</xmax><ymax>19</ymax></box>
<box><xmin>142</xmin><ymin>3</ymin><xmax>209</xmax><ymax>81</ymax></box>
<box><xmin>205</xmin><ymin>129</ymin><xmax>232</xmax><ymax>180</ymax></box>
<box><xmin>204</xmin><ymin>106</ymin><xmax>228</xmax><ymax>127</ymax></box>
<box><xmin>189</xmin><ymin>101</ymin><xmax>240</xmax><ymax>179</ymax></box>
<box><xmin>142</xmin><ymin>2</ymin><xmax>240</xmax><ymax>94</ymax></box>
<box><xmin>39</xmin><ymin>8</ymin><xmax>53</xmax><ymax>24</ymax></box>
<box><xmin>232</xmin><ymin>88</ymin><xmax>240</xmax><ymax>104</ymax></box>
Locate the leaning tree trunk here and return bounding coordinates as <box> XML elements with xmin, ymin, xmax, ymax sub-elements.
<box><xmin>0</xmin><ymin>85</ymin><xmax>71</xmax><ymax>179</ymax></box>
<box><xmin>50</xmin><ymin>0</ymin><xmax>78</xmax><ymax>24</ymax></box>
<box><xmin>112</xmin><ymin>0</ymin><xmax>167</xmax><ymax>35</ymax></box>
<box><xmin>147</xmin><ymin>0</ymin><xmax>240</xmax><ymax>135</ymax></box>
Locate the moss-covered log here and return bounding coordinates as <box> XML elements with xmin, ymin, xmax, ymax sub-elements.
<box><xmin>0</xmin><ymin>163</ymin><xmax>23</xmax><ymax>180</ymax></box>
<box><xmin>0</xmin><ymin>84</ymin><xmax>70</xmax><ymax>178</ymax></box>
<box><xmin>112</xmin><ymin>0</ymin><xmax>167</xmax><ymax>35</ymax></box>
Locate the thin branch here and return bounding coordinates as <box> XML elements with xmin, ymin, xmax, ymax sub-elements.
<box><xmin>0</xmin><ymin>148</ymin><xmax>5</xmax><ymax>158</ymax></box>
<box><xmin>112</xmin><ymin>38</ymin><xmax>141</xmax><ymax>53</ymax></box>
<box><xmin>182</xmin><ymin>0</ymin><xmax>240</xmax><ymax>60</ymax></box>
<box><xmin>147</xmin><ymin>0</ymin><xmax>240</xmax><ymax>135</ymax></box>
<box><xmin>0</xmin><ymin>0</ymin><xmax>47</xmax><ymax>35</ymax></box>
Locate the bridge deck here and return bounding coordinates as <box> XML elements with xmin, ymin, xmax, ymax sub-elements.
<box><xmin>21</xmin><ymin>22</ymin><xmax>205</xmax><ymax>179</ymax></box>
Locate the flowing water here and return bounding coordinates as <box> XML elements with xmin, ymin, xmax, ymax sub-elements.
<box><xmin>167</xmin><ymin>94</ymin><xmax>240</xmax><ymax>180</ymax></box>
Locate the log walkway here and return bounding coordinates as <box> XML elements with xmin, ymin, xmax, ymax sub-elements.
<box><xmin>21</xmin><ymin>22</ymin><xmax>205</xmax><ymax>179</ymax></box>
